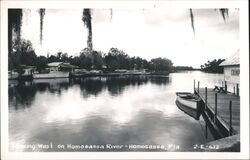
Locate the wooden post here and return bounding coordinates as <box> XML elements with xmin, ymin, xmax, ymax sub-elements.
<box><xmin>214</xmin><ymin>93</ymin><xmax>217</xmax><ymax>124</ymax></box>
<box><xmin>194</xmin><ymin>80</ymin><xmax>196</xmax><ymax>94</ymax></box>
<box><xmin>205</xmin><ymin>87</ymin><xmax>208</xmax><ymax>139</ymax></box>
<box><xmin>205</xmin><ymin>87</ymin><xmax>207</xmax><ymax>111</ymax></box>
<box><xmin>205</xmin><ymin>121</ymin><xmax>208</xmax><ymax>139</ymax></box>
<box><xmin>225</xmin><ymin>81</ymin><xmax>227</xmax><ymax>93</ymax></box>
<box><xmin>198</xmin><ymin>81</ymin><xmax>200</xmax><ymax>94</ymax></box>
<box><xmin>236</xmin><ymin>84</ymin><xmax>239</xmax><ymax>96</ymax></box>
<box><xmin>229</xmin><ymin>100</ymin><xmax>232</xmax><ymax>136</ymax></box>
<box><xmin>233</xmin><ymin>86</ymin><xmax>235</xmax><ymax>95</ymax></box>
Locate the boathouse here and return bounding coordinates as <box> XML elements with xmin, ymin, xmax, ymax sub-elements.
<box><xmin>220</xmin><ymin>49</ymin><xmax>240</xmax><ymax>96</ymax></box>
<box><xmin>47</xmin><ymin>62</ymin><xmax>77</xmax><ymax>72</ymax></box>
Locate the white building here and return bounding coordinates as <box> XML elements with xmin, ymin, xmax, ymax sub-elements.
<box><xmin>47</xmin><ymin>62</ymin><xmax>77</xmax><ymax>72</ymax></box>
<box><xmin>220</xmin><ymin>49</ymin><xmax>240</xmax><ymax>96</ymax></box>
<box><xmin>33</xmin><ymin>62</ymin><xmax>77</xmax><ymax>79</ymax></box>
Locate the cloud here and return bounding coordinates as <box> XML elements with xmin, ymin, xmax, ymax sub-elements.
<box><xmin>92</xmin><ymin>9</ymin><xmax>110</xmax><ymax>23</ymax></box>
<box><xmin>143</xmin><ymin>9</ymin><xmax>189</xmax><ymax>26</ymax></box>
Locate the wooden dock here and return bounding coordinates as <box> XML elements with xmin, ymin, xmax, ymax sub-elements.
<box><xmin>195</xmin><ymin>87</ymin><xmax>240</xmax><ymax>139</ymax></box>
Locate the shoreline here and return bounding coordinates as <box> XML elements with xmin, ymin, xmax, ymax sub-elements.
<box><xmin>9</xmin><ymin>72</ymin><xmax>170</xmax><ymax>81</ymax></box>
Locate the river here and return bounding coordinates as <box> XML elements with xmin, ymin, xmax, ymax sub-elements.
<box><xmin>8</xmin><ymin>71</ymin><xmax>224</xmax><ymax>152</ymax></box>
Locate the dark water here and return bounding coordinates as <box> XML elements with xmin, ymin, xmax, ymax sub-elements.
<box><xmin>8</xmin><ymin>71</ymin><xmax>224</xmax><ymax>152</ymax></box>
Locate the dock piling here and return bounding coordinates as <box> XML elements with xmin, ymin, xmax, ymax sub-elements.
<box><xmin>214</xmin><ymin>93</ymin><xmax>218</xmax><ymax>124</ymax></box>
<box><xmin>205</xmin><ymin>121</ymin><xmax>208</xmax><ymax>139</ymax></box>
<box><xmin>225</xmin><ymin>81</ymin><xmax>227</xmax><ymax>93</ymax></box>
<box><xmin>236</xmin><ymin>84</ymin><xmax>239</xmax><ymax>96</ymax></box>
<box><xmin>229</xmin><ymin>100</ymin><xmax>232</xmax><ymax>136</ymax></box>
<box><xmin>198</xmin><ymin>81</ymin><xmax>200</xmax><ymax>94</ymax></box>
<box><xmin>194</xmin><ymin>80</ymin><xmax>196</xmax><ymax>94</ymax></box>
<box><xmin>197</xmin><ymin>87</ymin><xmax>240</xmax><ymax>137</ymax></box>
<box><xmin>205</xmin><ymin>87</ymin><xmax>207</xmax><ymax>111</ymax></box>
<box><xmin>233</xmin><ymin>86</ymin><xmax>235</xmax><ymax>95</ymax></box>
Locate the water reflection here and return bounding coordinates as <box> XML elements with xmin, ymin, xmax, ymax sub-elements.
<box><xmin>9</xmin><ymin>76</ymin><xmax>170</xmax><ymax>107</ymax></box>
<box><xmin>34</xmin><ymin>78</ymin><xmax>71</xmax><ymax>93</ymax></box>
<box><xmin>22</xmin><ymin>110</ymin><xmax>206</xmax><ymax>152</ymax></box>
<box><xmin>9</xmin><ymin>81</ymin><xmax>36</xmax><ymax>110</ymax></box>
<box><xmin>71</xmin><ymin>76</ymin><xmax>169</xmax><ymax>96</ymax></box>
<box><xmin>9</xmin><ymin>73</ymin><xmax>218</xmax><ymax>152</ymax></box>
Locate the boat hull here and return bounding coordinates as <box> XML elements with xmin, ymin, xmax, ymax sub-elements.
<box><xmin>8</xmin><ymin>72</ymin><xmax>19</xmax><ymax>80</ymax></box>
<box><xmin>33</xmin><ymin>72</ymin><xmax>69</xmax><ymax>79</ymax></box>
<box><xmin>176</xmin><ymin>92</ymin><xmax>203</xmax><ymax>120</ymax></box>
<box><xmin>19</xmin><ymin>75</ymin><xmax>33</xmax><ymax>80</ymax></box>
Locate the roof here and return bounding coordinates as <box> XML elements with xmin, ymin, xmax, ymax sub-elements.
<box><xmin>60</xmin><ymin>63</ymin><xmax>78</xmax><ymax>68</ymax></box>
<box><xmin>220</xmin><ymin>49</ymin><xmax>240</xmax><ymax>66</ymax></box>
<box><xmin>19</xmin><ymin>65</ymin><xmax>36</xmax><ymax>69</ymax></box>
<box><xmin>47</xmin><ymin>62</ymin><xmax>63</xmax><ymax>67</ymax></box>
<box><xmin>47</xmin><ymin>62</ymin><xmax>78</xmax><ymax>68</ymax></box>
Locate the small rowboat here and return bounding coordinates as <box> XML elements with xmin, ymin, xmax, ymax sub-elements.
<box><xmin>176</xmin><ymin>92</ymin><xmax>203</xmax><ymax>120</ymax></box>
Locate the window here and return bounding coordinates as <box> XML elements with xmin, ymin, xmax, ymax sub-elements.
<box><xmin>231</xmin><ymin>69</ymin><xmax>240</xmax><ymax>76</ymax></box>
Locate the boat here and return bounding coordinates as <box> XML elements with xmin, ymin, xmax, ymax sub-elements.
<box><xmin>19</xmin><ymin>67</ymin><xmax>34</xmax><ymax>80</ymax></box>
<box><xmin>71</xmin><ymin>69</ymin><xmax>89</xmax><ymax>77</ymax></box>
<box><xmin>33</xmin><ymin>62</ymin><xmax>71</xmax><ymax>79</ymax></box>
<box><xmin>176</xmin><ymin>92</ymin><xmax>203</xmax><ymax>120</ymax></box>
<box><xmin>11</xmin><ymin>65</ymin><xmax>35</xmax><ymax>81</ymax></box>
<box><xmin>8</xmin><ymin>71</ymin><xmax>19</xmax><ymax>80</ymax></box>
<box><xmin>33</xmin><ymin>77</ymin><xmax>69</xmax><ymax>84</ymax></box>
<box><xmin>33</xmin><ymin>71</ymin><xmax>69</xmax><ymax>79</ymax></box>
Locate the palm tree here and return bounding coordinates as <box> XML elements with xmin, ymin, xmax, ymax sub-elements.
<box><xmin>82</xmin><ymin>9</ymin><xmax>93</xmax><ymax>51</ymax></box>
<box><xmin>8</xmin><ymin>9</ymin><xmax>23</xmax><ymax>55</ymax></box>
<box><xmin>38</xmin><ymin>9</ymin><xmax>46</xmax><ymax>45</ymax></box>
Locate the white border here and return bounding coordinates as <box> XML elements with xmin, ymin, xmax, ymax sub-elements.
<box><xmin>1</xmin><ymin>0</ymin><xmax>249</xmax><ymax>159</ymax></box>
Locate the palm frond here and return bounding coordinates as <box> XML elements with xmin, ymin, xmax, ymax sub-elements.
<box><xmin>189</xmin><ymin>9</ymin><xmax>195</xmax><ymax>35</ymax></box>
<box><xmin>82</xmin><ymin>9</ymin><xmax>92</xmax><ymax>29</ymax></box>
<box><xmin>219</xmin><ymin>8</ymin><xmax>229</xmax><ymax>22</ymax></box>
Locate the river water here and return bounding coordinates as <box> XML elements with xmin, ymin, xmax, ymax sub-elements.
<box><xmin>8</xmin><ymin>71</ymin><xmax>224</xmax><ymax>152</ymax></box>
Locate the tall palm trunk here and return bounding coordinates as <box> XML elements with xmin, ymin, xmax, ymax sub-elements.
<box><xmin>82</xmin><ymin>9</ymin><xmax>93</xmax><ymax>51</ymax></box>
<box><xmin>8</xmin><ymin>9</ymin><xmax>23</xmax><ymax>55</ymax></box>
<box><xmin>39</xmin><ymin>9</ymin><xmax>46</xmax><ymax>45</ymax></box>
<box><xmin>87</xmin><ymin>24</ymin><xmax>93</xmax><ymax>51</ymax></box>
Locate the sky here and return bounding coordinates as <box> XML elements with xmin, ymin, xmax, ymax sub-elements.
<box><xmin>21</xmin><ymin>8</ymin><xmax>239</xmax><ymax>68</ymax></box>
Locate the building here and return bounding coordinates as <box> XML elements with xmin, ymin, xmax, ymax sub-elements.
<box><xmin>220</xmin><ymin>49</ymin><xmax>240</xmax><ymax>96</ymax></box>
<box><xmin>47</xmin><ymin>62</ymin><xmax>77</xmax><ymax>72</ymax></box>
<box><xmin>33</xmin><ymin>62</ymin><xmax>77</xmax><ymax>79</ymax></box>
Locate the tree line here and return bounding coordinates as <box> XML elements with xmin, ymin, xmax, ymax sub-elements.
<box><xmin>172</xmin><ymin>66</ymin><xmax>194</xmax><ymax>72</ymax></box>
<box><xmin>8</xmin><ymin>39</ymin><xmax>173</xmax><ymax>73</ymax></box>
<box><xmin>200</xmin><ymin>59</ymin><xmax>225</xmax><ymax>73</ymax></box>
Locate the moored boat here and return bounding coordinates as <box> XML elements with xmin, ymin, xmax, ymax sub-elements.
<box><xmin>8</xmin><ymin>71</ymin><xmax>19</xmax><ymax>80</ymax></box>
<box><xmin>176</xmin><ymin>92</ymin><xmax>203</xmax><ymax>120</ymax></box>
<box><xmin>71</xmin><ymin>69</ymin><xmax>89</xmax><ymax>77</ymax></box>
<box><xmin>33</xmin><ymin>62</ymin><xmax>73</xmax><ymax>79</ymax></box>
<box><xmin>19</xmin><ymin>67</ymin><xmax>34</xmax><ymax>80</ymax></box>
<box><xmin>33</xmin><ymin>71</ymin><xmax>69</xmax><ymax>79</ymax></box>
